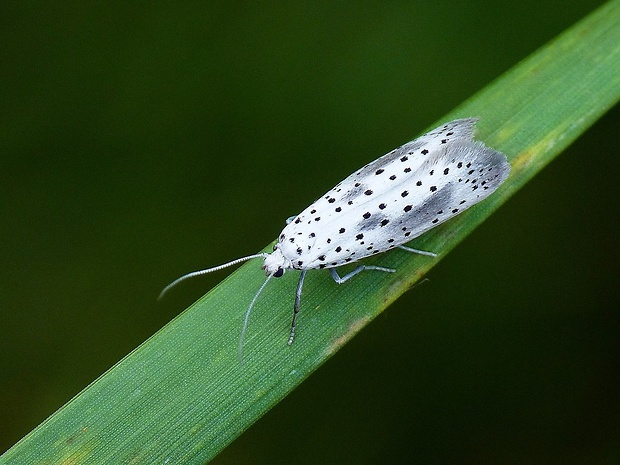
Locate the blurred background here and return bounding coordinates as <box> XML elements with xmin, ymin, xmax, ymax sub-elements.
<box><xmin>1</xmin><ymin>1</ymin><xmax>618</xmax><ymax>463</ymax></box>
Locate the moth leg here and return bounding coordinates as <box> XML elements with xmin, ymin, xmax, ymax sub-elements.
<box><xmin>397</xmin><ymin>245</ymin><xmax>437</xmax><ymax>257</ymax></box>
<box><xmin>288</xmin><ymin>270</ymin><xmax>308</xmax><ymax>345</ymax></box>
<box><xmin>329</xmin><ymin>265</ymin><xmax>395</xmax><ymax>285</ymax></box>
<box><xmin>289</xmin><ymin>266</ymin><xmax>395</xmax><ymax>344</ymax></box>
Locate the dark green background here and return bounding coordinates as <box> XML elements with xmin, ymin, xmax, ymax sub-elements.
<box><xmin>1</xmin><ymin>1</ymin><xmax>618</xmax><ymax>463</ymax></box>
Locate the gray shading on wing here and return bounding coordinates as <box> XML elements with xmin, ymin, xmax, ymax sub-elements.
<box><xmin>379</xmin><ymin>140</ymin><xmax>510</xmax><ymax>243</ymax></box>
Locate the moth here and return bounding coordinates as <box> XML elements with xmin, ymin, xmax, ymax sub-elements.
<box><xmin>160</xmin><ymin>118</ymin><xmax>510</xmax><ymax>353</ymax></box>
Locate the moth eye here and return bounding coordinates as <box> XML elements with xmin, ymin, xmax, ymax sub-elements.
<box><xmin>274</xmin><ymin>268</ymin><xmax>285</xmax><ymax>278</ymax></box>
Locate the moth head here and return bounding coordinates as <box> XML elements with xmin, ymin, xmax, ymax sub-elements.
<box><xmin>262</xmin><ymin>246</ymin><xmax>287</xmax><ymax>278</ymax></box>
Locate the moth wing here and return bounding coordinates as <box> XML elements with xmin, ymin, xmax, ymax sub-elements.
<box><xmin>278</xmin><ymin>119</ymin><xmax>509</xmax><ymax>269</ymax></box>
<box><xmin>345</xmin><ymin>117</ymin><xmax>479</xmax><ymax>183</ymax></box>
<box><xmin>295</xmin><ymin>118</ymin><xmax>481</xmax><ymax>226</ymax></box>
<box><xmin>396</xmin><ymin>140</ymin><xmax>510</xmax><ymax>240</ymax></box>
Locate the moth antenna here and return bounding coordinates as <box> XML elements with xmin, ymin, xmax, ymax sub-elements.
<box><xmin>238</xmin><ymin>273</ymin><xmax>273</xmax><ymax>364</ymax></box>
<box><xmin>158</xmin><ymin>253</ymin><xmax>268</xmax><ymax>300</ymax></box>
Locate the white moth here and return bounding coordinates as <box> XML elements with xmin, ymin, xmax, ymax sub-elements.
<box><xmin>160</xmin><ymin>118</ymin><xmax>510</xmax><ymax>353</ymax></box>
